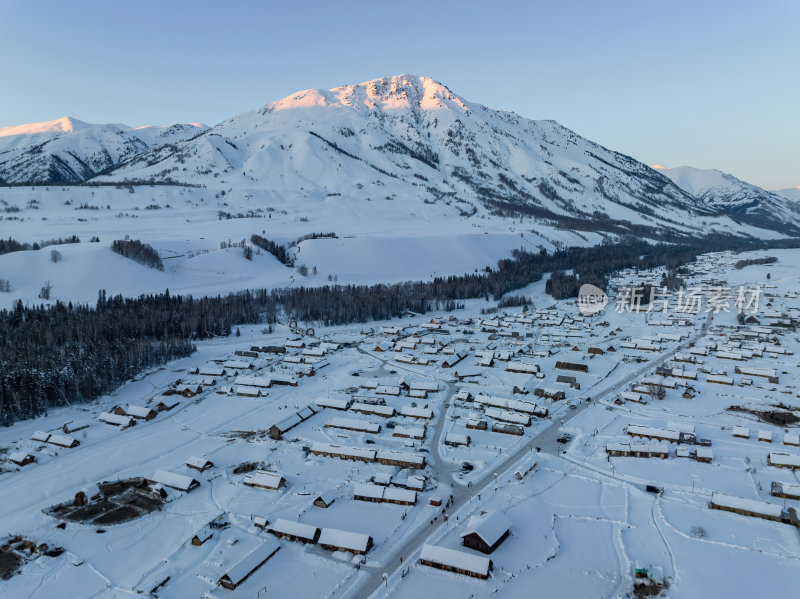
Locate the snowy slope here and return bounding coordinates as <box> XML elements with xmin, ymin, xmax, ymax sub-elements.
<box><xmin>774</xmin><ymin>186</ymin><xmax>800</xmax><ymax>202</ymax></box>
<box><xmin>656</xmin><ymin>165</ymin><xmax>800</xmax><ymax>233</ymax></box>
<box><xmin>0</xmin><ymin>117</ymin><xmax>208</xmax><ymax>184</ymax></box>
<box><xmin>97</xmin><ymin>75</ymin><xmax>717</xmax><ymax>237</ymax></box>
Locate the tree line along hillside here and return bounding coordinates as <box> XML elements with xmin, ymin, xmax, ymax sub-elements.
<box><xmin>1</xmin><ymin>235</ymin><xmax>798</xmax><ymax>425</ymax></box>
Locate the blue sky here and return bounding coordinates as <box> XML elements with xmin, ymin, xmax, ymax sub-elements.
<box><xmin>1</xmin><ymin>0</ymin><xmax>797</xmax><ymax>189</ymax></box>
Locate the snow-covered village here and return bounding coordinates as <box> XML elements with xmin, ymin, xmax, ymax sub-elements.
<box><xmin>1</xmin><ymin>2</ymin><xmax>799</xmax><ymax>598</ymax></box>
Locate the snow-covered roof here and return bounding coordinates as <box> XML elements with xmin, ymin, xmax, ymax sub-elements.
<box><xmin>375</xmin><ymin>449</ymin><xmax>425</xmax><ymax>467</ymax></box>
<box><xmin>316</xmin><ymin>397</ymin><xmax>350</xmax><ymax>410</ymax></box>
<box><xmin>243</xmin><ymin>470</ymin><xmax>284</xmax><ymax>489</ymax></box>
<box><xmin>461</xmin><ymin>510</ymin><xmax>512</xmax><ymax>546</ymax></box>
<box><xmin>126</xmin><ymin>404</ymin><xmax>154</xmax><ymax>418</ymax></box>
<box><xmin>485</xmin><ymin>407</ymin><xmax>530</xmax><ymax>426</ymax></box>
<box><xmin>311</xmin><ymin>443</ymin><xmax>376</xmax><ymax>461</ymax></box>
<box><xmin>351</xmin><ymin>403</ymin><xmax>395</xmax><ymax>417</ymax></box>
<box><xmin>236</xmin><ymin>385</ymin><xmax>262</xmax><ymax>396</ymax></box>
<box><xmin>445</xmin><ymin>433</ymin><xmax>469</xmax><ymax>445</ymax></box>
<box><xmin>711</xmin><ymin>492</ymin><xmax>783</xmax><ymax>518</ymax></box>
<box><xmin>186</xmin><ymin>456</ymin><xmax>212</xmax><ymax>469</ymax></box>
<box><xmin>99</xmin><ymin>412</ymin><xmax>135</xmax><ymax>426</ymax></box>
<box><xmin>392</xmin><ymin>426</ymin><xmax>425</xmax><ymax>439</ymax></box>
<box><xmin>409</xmin><ymin>381</ymin><xmax>439</xmax><ymax>392</ymax></box>
<box><xmin>149</xmin><ymin>469</ymin><xmax>199</xmax><ymax>492</ymax></box>
<box><xmin>220</xmin><ymin>538</ymin><xmax>280</xmax><ymax>586</ymax></box>
<box><xmin>420</xmin><ymin>544</ymin><xmax>491</xmax><ymax>576</ymax></box>
<box><xmin>696</xmin><ymin>447</ymin><xmax>713</xmax><ymax>459</ymax></box>
<box><xmin>384</xmin><ymin>487</ymin><xmax>417</xmax><ymax>504</ymax></box>
<box><xmin>7</xmin><ymin>451</ymin><xmax>33</xmax><ymax>464</ymax></box>
<box><xmin>318</xmin><ymin>527</ymin><xmax>371</xmax><ymax>552</ymax></box>
<box><xmin>401</xmin><ymin>406</ymin><xmax>433</xmax><ymax>419</ymax></box>
<box><xmin>270</xmin><ymin>518</ymin><xmax>318</xmax><ymax>541</ymax></box>
<box><xmin>626</xmin><ymin>425</ymin><xmax>680</xmax><ymax>441</ymax></box>
<box><xmin>354</xmin><ymin>482</ymin><xmax>384</xmax><ymax>500</ymax></box>
<box><xmin>328</xmin><ymin>417</ymin><xmax>380</xmax><ymax>433</ymax></box>
<box><xmin>769</xmin><ymin>452</ymin><xmax>800</xmax><ymax>468</ymax></box>
<box><xmin>235</xmin><ymin>375</ymin><xmax>272</xmax><ymax>388</ymax></box>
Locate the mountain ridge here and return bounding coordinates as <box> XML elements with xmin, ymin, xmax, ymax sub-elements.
<box><xmin>2</xmin><ymin>74</ymin><xmax>797</xmax><ymax>237</ymax></box>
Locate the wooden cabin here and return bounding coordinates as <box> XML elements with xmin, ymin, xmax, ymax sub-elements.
<box><xmin>243</xmin><ymin>470</ymin><xmax>285</xmax><ymax>490</ymax></box>
<box><xmin>148</xmin><ymin>470</ymin><xmax>200</xmax><ymax>492</ymax></box>
<box><xmin>186</xmin><ymin>456</ymin><xmax>214</xmax><ymax>472</ymax></box>
<box><xmin>318</xmin><ymin>528</ymin><xmax>373</xmax><ymax>555</ymax></box>
<box><xmin>460</xmin><ymin>511</ymin><xmax>512</xmax><ymax>554</ymax></box>
<box><xmin>7</xmin><ymin>451</ymin><xmax>35</xmax><ymax>467</ymax></box>
<box><xmin>156</xmin><ymin>398</ymin><xmax>180</xmax><ymax>412</ymax></box>
<box><xmin>191</xmin><ymin>514</ymin><xmax>227</xmax><ymax>546</ymax></box>
<box><xmin>419</xmin><ymin>544</ymin><xmax>492</xmax><ymax>579</ymax></box>
<box><xmin>555</xmin><ymin>361</ymin><xmax>589</xmax><ymax>373</ymax></box>
<box><xmin>269</xmin><ymin>518</ymin><xmax>320</xmax><ymax>544</ymax></box>
<box><xmin>313</xmin><ymin>493</ymin><xmax>335</xmax><ymax>508</ymax></box>
<box><xmin>218</xmin><ymin>539</ymin><xmax>280</xmax><ymax>590</ymax></box>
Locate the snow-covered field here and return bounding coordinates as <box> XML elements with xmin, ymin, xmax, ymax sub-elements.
<box><xmin>0</xmin><ymin>183</ymin><xmax>604</xmax><ymax>310</ymax></box>
<box><xmin>2</xmin><ymin>246</ymin><xmax>800</xmax><ymax>598</ymax></box>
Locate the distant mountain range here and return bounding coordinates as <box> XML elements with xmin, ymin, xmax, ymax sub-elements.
<box><xmin>654</xmin><ymin>165</ymin><xmax>800</xmax><ymax>234</ymax></box>
<box><xmin>1</xmin><ymin>75</ymin><xmax>797</xmax><ymax>237</ymax></box>
<box><xmin>0</xmin><ymin>117</ymin><xmax>207</xmax><ymax>185</ymax></box>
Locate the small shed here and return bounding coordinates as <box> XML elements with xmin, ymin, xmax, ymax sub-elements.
<box><xmin>156</xmin><ymin>399</ymin><xmax>180</xmax><ymax>412</ymax></box>
<box><xmin>186</xmin><ymin>456</ymin><xmax>214</xmax><ymax>472</ymax></box>
<box><xmin>7</xmin><ymin>451</ymin><xmax>35</xmax><ymax>467</ymax></box>
<box><xmin>733</xmin><ymin>426</ymin><xmax>750</xmax><ymax>439</ymax></box>
<box><xmin>696</xmin><ymin>447</ymin><xmax>713</xmax><ymax>463</ymax></box>
<box><xmin>444</xmin><ymin>433</ymin><xmax>470</xmax><ymax>447</ymax></box>
<box><xmin>313</xmin><ymin>493</ymin><xmax>335</xmax><ymax>508</ymax></box>
<box><xmin>466</xmin><ymin>418</ymin><xmax>488</xmax><ymax>431</ymax></box>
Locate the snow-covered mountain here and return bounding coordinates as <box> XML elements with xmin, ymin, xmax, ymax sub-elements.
<box><xmin>775</xmin><ymin>186</ymin><xmax>800</xmax><ymax>202</ymax></box>
<box><xmin>0</xmin><ymin>117</ymin><xmax>208</xmax><ymax>184</ymax></box>
<box><xmin>3</xmin><ymin>76</ymin><xmax>797</xmax><ymax>237</ymax></box>
<box><xmin>655</xmin><ymin>165</ymin><xmax>800</xmax><ymax>233</ymax></box>
<box><xmin>95</xmin><ymin>75</ymin><xmax>725</xmax><ymax>237</ymax></box>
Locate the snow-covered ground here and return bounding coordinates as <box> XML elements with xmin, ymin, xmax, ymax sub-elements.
<box><xmin>2</xmin><ymin>247</ymin><xmax>800</xmax><ymax>598</ymax></box>
<box><xmin>0</xmin><ymin>183</ymin><xmax>605</xmax><ymax>310</ymax></box>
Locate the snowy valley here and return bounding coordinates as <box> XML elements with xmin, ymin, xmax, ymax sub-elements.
<box><xmin>1</xmin><ymin>74</ymin><xmax>800</xmax><ymax>599</ymax></box>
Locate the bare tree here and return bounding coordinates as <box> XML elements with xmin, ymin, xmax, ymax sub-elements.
<box><xmin>39</xmin><ymin>281</ymin><xmax>53</xmax><ymax>300</ymax></box>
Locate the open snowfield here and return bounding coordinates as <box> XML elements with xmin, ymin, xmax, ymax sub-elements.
<box><xmin>1</xmin><ymin>247</ymin><xmax>799</xmax><ymax>597</ymax></box>
<box><xmin>0</xmin><ymin>183</ymin><xmax>608</xmax><ymax>310</ymax></box>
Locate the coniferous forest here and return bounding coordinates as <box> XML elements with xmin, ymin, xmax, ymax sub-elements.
<box><xmin>1</xmin><ymin>235</ymin><xmax>798</xmax><ymax>425</ymax></box>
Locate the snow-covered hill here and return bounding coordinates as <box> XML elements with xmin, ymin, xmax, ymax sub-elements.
<box><xmin>775</xmin><ymin>186</ymin><xmax>800</xmax><ymax>202</ymax></box>
<box><xmin>96</xmin><ymin>75</ymin><xmax>722</xmax><ymax>237</ymax></box>
<box><xmin>0</xmin><ymin>117</ymin><xmax>207</xmax><ymax>184</ymax></box>
<box><xmin>655</xmin><ymin>165</ymin><xmax>800</xmax><ymax>233</ymax></box>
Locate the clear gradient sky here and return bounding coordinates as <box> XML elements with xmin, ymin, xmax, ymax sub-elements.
<box><xmin>1</xmin><ymin>0</ymin><xmax>797</xmax><ymax>189</ymax></box>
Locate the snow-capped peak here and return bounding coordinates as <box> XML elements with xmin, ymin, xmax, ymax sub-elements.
<box><xmin>266</xmin><ymin>74</ymin><xmax>470</xmax><ymax>114</ymax></box>
<box><xmin>0</xmin><ymin>116</ymin><xmax>92</xmax><ymax>138</ymax></box>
